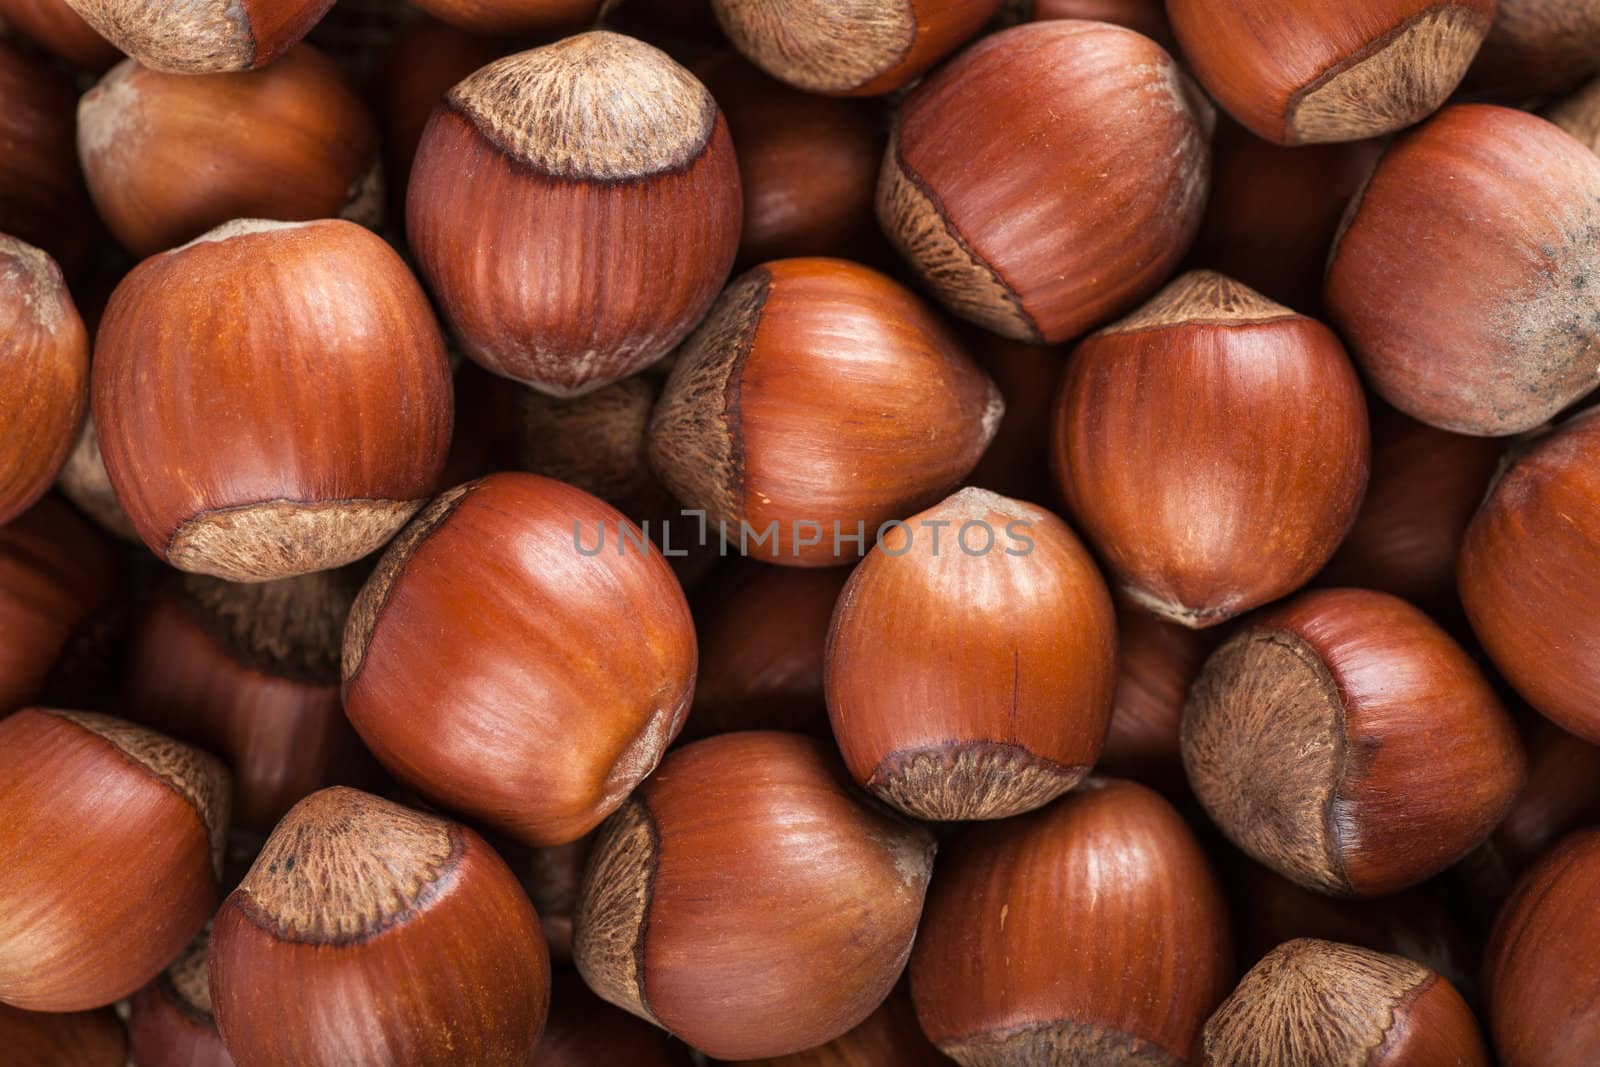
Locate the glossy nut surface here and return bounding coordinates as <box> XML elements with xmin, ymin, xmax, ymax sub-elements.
<box><xmin>574</xmin><ymin>731</ymin><xmax>935</xmax><ymax>1060</ymax></box>
<box><xmin>878</xmin><ymin>20</ymin><xmax>1212</xmax><ymax>344</ymax></box>
<box><xmin>910</xmin><ymin>778</ymin><xmax>1233</xmax><ymax>1065</ymax></box>
<box><xmin>77</xmin><ymin>46</ymin><xmax>382</xmax><ymax>258</ymax></box>
<box><xmin>648</xmin><ymin>257</ymin><xmax>1001</xmax><ymax>566</ymax></box>
<box><xmin>408</xmin><ymin>31</ymin><xmax>741</xmax><ymax>396</ymax></box>
<box><xmin>1459</xmin><ymin>408</ymin><xmax>1600</xmax><ymax>743</ymax></box>
<box><xmin>62</xmin><ymin>0</ymin><xmax>336</xmax><ymax>73</ymax></box>
<box><xmin>210</xmin><ymin>787</ymin><xmax>551</xmax><ymax>1067</ymax></box>
<box><xmin>1182</xmin><ymin>588</ymin><xmax>1527</xmax><ymax>897</ymax></box>
<box><xmin>342</xmin><ymin>472</ymin><xmax>697</xmax><ymax>847</ymax></box>
<box><xmin>825</xmin><ymin>488</ymin><xmax>1117</xmax><ymax>821</ymax></box>
<box><xmin>0</xmin><ymin>709</ymin><xmax>227</xmax><ymax>1011</ymax></box>
<box><xmin>1168</xmin><ymin>0</ymin><xmax>1493</xmax><ymax>145</ymax></box>
<box><xmin>1326</xmin><ymin>104</ymin><xmax>1600</xmax><ymax>436</ymax></box>
<box><xmin>93</xmin><ymin>218</ymin><xmax>453</xmax><ymax>582</ymax></box>
<box><xmin>1052</xmin><ymin>271</ymin><xmax>1370</xmax><ymax>627</ymax></box>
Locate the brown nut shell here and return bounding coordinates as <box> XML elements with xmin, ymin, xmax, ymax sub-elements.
<box><xmin>0</xmin><ymin>40</ymin><xmax>95</xmax><ymax>279</ymax></box>
<box><xmin>92</xmin><ymin>218</ymin><xmax>453</xmax><ymax>582</ymax></box>
<box><xmin>910</xmin><ymin>778</ymin><xmax>1233</xmax><ymax>1066</ymax></box>
<box><xmin>0</xmin><ymin>709</ymin><xmax>228</xmax><ymax>1011</ymax></box>
<box><xmin>342</xmin><ymin>473</ymin><xmax>697</xmax><ymax>847</ymax></box>
<box><xmin>1052</xmin><ymin>271</ymin><xmax>1370</xmax><ymax>628</ymax></box>
<box><xmin>0</xmin><ymin>0</ymin><xmax>119</xmax><ymax>68</ymax></box>
<box><xmin>825</xmin><ymin>488</ymin><xmax>1117</xmax><ymax>821</ymax></box>
<box><xmin>573</xmin><ymin>731</ymin><xmax>935</xmax><ymax>1060</ymax></box>
<box><xmin>877</xmin><ymin>20</ymin><xmax>1212</xmax><ymax>344</ymax></box>
<box><xmin>0</xmin><ymin>1002</ymin><xmax>129</xmax><ymax>1066</ymax></box>
<box><xmin>1182</xmin><ymin>587</ymin><xmax>1528</xmax><ymax>897</ymax></box>
<box><xmin>62</xmin><ymin>0</ymin><xmax>336</xmax><ymax>73</ymax></box>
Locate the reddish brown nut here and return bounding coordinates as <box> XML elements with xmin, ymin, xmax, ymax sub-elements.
<box><xmin>1183</xmin><ymin>588</ymin><xmax>1528</xmax><ymax>897</ymax></box>
<box><xmin>537</xmin><ymin>969</ymin><xmax>688</xmax><ymax>1067</ymax></box>
<box><xmin>1010</xmin><ymin>0</ymin><xmax>1172</xmax><ymax>47</ymax></box>
<box><xmin>0</xmin><ymin>0</ymin><xmax>119</xmax><ymax>68</ymax></box>
<box><xmin>342</xmin><ymin>473</ymin><xmax>697</xmax><ymax>846</ymax></box>
<box><xmin>373</xmin><ymin>17</ymin><xmax>505</xmax><ymax>222</ymax></box>
<box><xmin>1327</xmin><ymin>105</ymin><xmax>1600</xmax><ymax>436</ymax></box>
<box><xmin>1459</xmin><ymin>408</ymin><xmax>1600</xmax><ymax>742</ymax></box>
<box><xmin>128</xmin><ymin>925</ymin><xmax>233</xmax><ymax>1067</ymax></box>
<box><xmin>0</xmin><ymin>236</ymin><xmax>88</xmax><ymax>526</ymax></box>
<box><xmin>61</xmin><ymin>0</ymin><xmax>336</xmax><ymax>73</ymax></box>
<box><xmin>0</xmin><ymin>40</ymin><xmax>95</xmax><ymax>279</ymax></box>
<box><xmin>1317</xmin><ymin>403</ymin><xmax>1503</xmax><ymax>608</ymax></box>
<box><xmin>574</xmin><ymin>732</ymin><xmax>935</xmax><ymax>1060</ymax></box>
<box><xmin>878</xmin><ymin>20</ymin><xmax>1212</xmax><ymax>343</ymax></box>
<box><xmin>697</xmin><ymin>52</ymin><xmax>883</xmax><ymax>265</ymax></box>
<box><xmin>1169</xmin><ymin>0</ymin><xmax>1493</xmax><ymax>145</ymax></box>
<box><xmin>687</xmin><ymin>561</ymin><xmax>850</xmax><ymax>739</ymax></box>
<box><xmin>56</xmin><ymin>413</ymin><xmax>138</xmax><ymax>542</ymax></box>
<box><xmin>0</xmin><ymin>496</ymin><xmax>118</xmax><ymax>715</ymax></box>
<box><xmin>825</xmin><ymin>488</ymin><xmax>1117</xmax><ymax>821</ymax></box>
<box><xmin>1466</xmin><ymin>0</ymin><xmax>1600</xmax><ymax>102</ymax></box>
<box><xmin>0</xmin><ymin>709</ymin><xmax>228</xmax><ymax>1011</ymax></box>
<box><xmin>0</xmin><ymin>1002</ymin><xmax>129</xmax><ymax>1066</ymax></box>
<box><xmin>961</xmin><ymin>334</ymin><xmax>1062</xmax><ymax>502</ymax></box>
<box><xmin>719</xmin><ymin>985</ymin><xmax>950</xmax><ymax>1066</ymax></box>
<box><xmin>1190</xmin><ymin>120</ymin><xmax>1384</xmax><ymax>314</ymax></box>
<box><xmin>1098</xmin><ymin>606</ymin><xmax>1217</xmax><ymax>796</ymax></box>
<box><xmin>1201</xmin><ymin>939</ymin><xmax>1490</xmax><ymax>1066</ymax></box>
<box><xmin>408</xmin><ymin>31</ymin><xmax>741</xmax><ymax>396</ymax></box>
<box><xmin>911</xmin><ymin>778</ymin><xmax>1233</xmax><ymax>1064</ymax></box>
<box><xmin>1483</xmin><ymin>830</ymin><xmax>1600</xmax><ymax>1066</ymax></box>
<box><xmin>506</xmin><ymin>375</ymin><xmax>675</xmax><ymax>525</ymax></box>
<box><xmin>210</xmin><ymin>787</ymin><xmax>551</xmax><ymax>1066</ymax></box>
<box><xmin>1052</xmin><ymin>271</ymin><xmax>1370</xmax><ymax>628</ymax></box>
<box><xmin>92</xmin><ymin>218</ymin><xmax>453</xmax><ymax>582</ymax></box>
<box><xmin>648</xmin><ymin>258</ymin><xmax>1002</xmax><ymax>566</ymax></box>
<box><xmin>124</xmin><ymin>571</ymin><xmax>374</xmax><ymax>833</ymax></box>
<box><xmin>710</xmin><ymin>0</ymin><xmax>1001</xmax><ymax>96</ymax></box>
<box><xmin>77</xmin><ymin>47</ymin><xmax>382</xmax><ymax>258</ymax></box>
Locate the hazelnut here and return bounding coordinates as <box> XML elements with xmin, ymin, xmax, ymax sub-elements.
<box><xmin>0</xmin><ymin>0</ymin><xmax>119</xmax><ymax>69</ymax></box>
<box><xmin>0</xmin><ymin>1002</ymin><xmax>128</xmax><ymax>1066</ymax></box>
<box><xmin>61</xmin><ymin>0</ymin><xmax>335</xmax><ymax>73</ymax></box>
<box><xmin>1466</xmin><ymin>0</ymin><xmax>1600</xmax><ymax>102</ymax></box>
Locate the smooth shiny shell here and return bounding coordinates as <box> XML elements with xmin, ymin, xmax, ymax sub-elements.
<box><xmin>0</xmin><ymin>40</ymin><xmax>95</xmax><ymax>277</ymax></box>
<box><xmin>92</xmin><ymin>218</ymin><xmax>453</xmax><ymax>583</ymax></box>
<box><xmin>407</xmin><ymin>31</ymin><xmax>742</xmax><ymax>396</ymax></box>
<box><xmin>1317</xmin><ymin>403</ymin><xmax>1502</xmax><ymax>608</ymax></box>
<box><xmin>1168</xmin><ymin>0</ymin><xmax>1493</xmax><ymax>145</ymax></box>
<box><xmin>0</xmin><ymin>709</ymin><xmax>226</xmax><ymax>1011</ymax></box>
<box><xmin>1459</xmin><ymin>408</ymin><xmax>1600</xmax><ymax>743</ymax></box>
<box><xmin>1052</xmin><ymin>271</ymin><xmax>1370</xmax><ymax>627</ymax></box>
<box><xmin>1484</xmin><ymin>830</ymin><xmax>1600</xmax><ymax>1066</ymax></box>
<box><xmin>1200</xmin><ymin>938</ymin><xmax>1490</xmax><ymax>1066</ymax></box>
<box><xmin>124</xmin><ymin>572</ymin><xmax>373</xmax><ymax>832</ymax></box>
<box><xmin>910</xmin><ymin>778</ymin><xmax>1233</xmax><ymax>1064</ymax></box>
<box><xmin>711</xmin><ymin>0</ymin><xmax>1002</xmax><ymax>96</ymax></box>
<box><xmin>825</xmin><ymin>488</ymin><xmax>1117</xmax><ymax>821</ymax></box>
<box><xmin>0</xmin><ymin>237</ymin><xmax>88</xmax><ymax>526</ymax></box>
<box><xmin>341</xmin><ymin>472</ymin><xmax>697</xmax><ymax>847</ymax></box>
<box><xmin>0</xmin><ymin>0</ymin><xmax>120</xmax><ymax>68</ymax></box>
<box><xmin>0</xmin><ymin>498</ymin><xmax>117</xmax><ymax>714</ymax></box>
<box><xmin>210</xmin><ymin>788</ymin><xmax>550</xmax><ymax>1067</ymax></box>
<box><xmin>0</xmin><ymin>1003</ymin><xmax>129</xmax><ymax>1066</ymax></box>
<box><xmin>78</xmin><ymin>47</ymin><xmax>382</xmax><ymax>258</ymax></box>
<box><xmin>877</xmin><ymin>20</ymin><xmax>1212</xmax><ymax>344</ymax></box>
<box><xmin>61</xmin><ymin>0</ymin><xmax>336</xmax><ymax>73</ymax></box>
<box><xmin>573</xmin><ymin>732</ymin><xmax>936</xmax><ymax>1060</ymax></box>
<box><xmin>1326</xmin><ymin>105</ymin><xmax>1600</xmax><ymax>436</ymax></box>
<box><xmin>648</xmin><ymin>257</ymin><xmax>1002</xmax><ymax>566</ymax></box>
<box><xmin>698</xmin><ymin>53</ymin><xmax>883</xmax><ymax>265</ymax></box>
<box><xmin>1183</xmin><ymin>588</ymin><xmax>1528</xmax><ymax>897</ymax></box>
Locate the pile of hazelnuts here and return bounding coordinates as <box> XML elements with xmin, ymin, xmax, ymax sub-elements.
<box><xmin>3</xmin><ymin>0</ymin><xmax>1600</xmax><ymax>1063</ymax></box>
